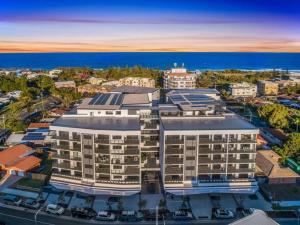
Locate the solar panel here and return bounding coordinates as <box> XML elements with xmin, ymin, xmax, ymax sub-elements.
<box><xmin>89</xmin><ymin>93</ymin><xmax>102</xmax><ymax>105</ymax></box>
<box><xmin>22</xmin><ymin>135</ymin><xmax>45</xmax><ymax>141</ymax></box>
<box><xmin>116</xmin><ymin>94</ymin><xmax>124</xmax><ymax>105</ymax></box>
<box><xmin>109</xmin><ymin>94</ymin><xmax>119</xmax><ymax>105</ymax></box>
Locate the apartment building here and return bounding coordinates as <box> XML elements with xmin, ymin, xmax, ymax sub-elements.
<box><xmin>164</xmin><ymin>67</ymin><xmax>197</xmax><ymax>89</ymax></box>
<box><xmin>257</xmin><ymin>80</ymin><xmax>279</xmax><ymax>96</ymax></box>
<box><xmin>229</xmin><ymin>82</ymin><xmax>257</xmax><ymax>98</ymax></box>
<box><xmin>118</xmin><ymin>77</ymin><xmax>155</xmax><ymax>88</ymax></box>
<box><xmin>50</xmin><ymin>87</ymin><xmax>258</xmax><ymax>195</ymax></box>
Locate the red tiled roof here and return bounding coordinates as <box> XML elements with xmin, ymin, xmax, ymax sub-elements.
<box><xmin>10</xmin><ymin>156</ymin><xmax>41</xmax><ymax>171</ymax></box>
<box><xmin>0</xmin><ymin>144</ymin><xmax>33</xmax><ymax>167</ymax></box>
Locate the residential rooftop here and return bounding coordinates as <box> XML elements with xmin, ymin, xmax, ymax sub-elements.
<box><xmin>112</xmin><ymin>85</ymin><xmax>158</xmax><ymax>94</ymax></box>
<box><xmin>51</xmin><ymin>116</ymin><xmax>140</xmax><ymax>131</ymax></box>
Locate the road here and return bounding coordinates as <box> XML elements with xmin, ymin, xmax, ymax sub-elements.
<box><xmin>0</xmin><ymin>205</ymin><xmax>231</xmax><ymax>225</ymax></box>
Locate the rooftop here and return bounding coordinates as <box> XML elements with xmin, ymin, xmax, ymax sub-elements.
<box><xmin>0</xmin><ymin>144</ymin><xmax>33</xmax><ymax>167</ymax></box>
<box><xmin>51</xmin><ymin>116</ymin><xmax>140</xmax><ymax>131</ymax></box>
<box><xmin>161</xmin><ymin>114</ymin><xmax>258</xmax><ymax>131</ymax></box>
<box><xmin>256</xmin><ymin>150</ymin><xmax>299</xmax><ymax>178</ymax></box>
<box><xmin>10</xmin><ymin>155</ymin><xmax>41</xmax><ymax>171</ymax></box>
<box><xmin>112</xmin><ymin>85</ymin><xmax>158</xmax><ymax>94</ymax></box>
<box><xmin>229</xmin><ymin>209</ymin><xmax>278</xmax><ymax>225</ymax></box>
<box><xmin>28</xmin><ymin>122</ymin><xmax>50</xmax><ymax>129</ymax></box>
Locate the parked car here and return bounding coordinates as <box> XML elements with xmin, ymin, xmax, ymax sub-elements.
<box><xmin>173</xmin><ymin>210</ymin><xmax>193</xmax><ymax>220</ymax></box>
<box><xmin>214</xmin><ymin>209</ymin><xmax>235</xmax><ymax>219</ymax></box>
<box><xmin>119</xmin><ymin>211</ymin><xmax>143</xmax><ymax>222</ymax></box>
<box><xmin>71</xmin><ymin>207</ymin><xmax>96</xmax><ymax>219</ymax></box>
<box><xmin>95</xmin><ymin>211</ymin><xmax>116</xmax><ymax>221</ymax></box>
<box><xmin>22</xmin><ymin>198</ymin><xmax>40</xmax><ymax>209</ymax></box>
<box><xmin>241</xmin><ymin>208</ymin><xmax>254</xmax><ymax>217</ymax></box>
<box><xmin>3</xmin><ymin>195</ymin><xmax>22</xmax><ymax>206</ymax></box>
<box><xmin>46</xmin><ymin>204</ymin><xmax>65</xmax><ymax>215</ymax></box>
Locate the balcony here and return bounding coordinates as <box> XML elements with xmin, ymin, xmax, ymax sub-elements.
<box><xmin>94</xmin><ymin>138</ymin><xmax>110</xmax><ymax>144</ymax></box>
<box><xmin>70</xmin><ymin>156</ymin><xmax>81</xmax><ymax>161</ymax></box>
<box><xmin>165</xmin><ymin>139</ymin><xmax>184</xmax><ymax>145</ymax></box>
<box><xmin>52</xmin><ymin>153</ymin><xmax>70</xmax><ymax>160</ymax></box>
<box><xmin>165</xmin><ymin>157</ymin><xmax>183</xmax><ymax>164</ymax></box>
<box><xmin>53</xmin><ymin>162</ymin><xmax>71</xmax><ymax>169</ymax></box>
<box><xmin>165</xmin><ymin>148</ymin><xmax>183</xmax><ymax>154</ymax></box>
<box><xmin>229</xmin><ymin>148</ymin><xmax>255</xmax><ymax>153</ymax></box>
<box><xmin>52</xmin><ymin>143</ymin><xmax>70</xmax><ymax>150</ymax></box>
<box><xmin>165</xmin><ymin>175</ymin><xmax>183</xmax><ymax>184</ymax></box>
<box><xmin>143</xmin><ymin>123</ymin><xmax>158</xmax><ymax>130</ymax></box>
<box><xmin>125</xmin><ymin>167</ymin><xmax>140</xmax><ymax>175</ymax></box>
<box><xmin>227</xmin><ymin>167</ymin><xmax>255</xmax><ymax>173</ymax></box>
<box><xmin>199</xmin><ymin>138</ymin><xmax>227</xmax><ymax>144</ymax></box>
<box><xmin>95</xmin><ymin>167</ymin><xmax>110</xmax><ymax>174</ymax></box>
<box><xmin>165</xmin><ymin>166</ymin><xmax>183</xmax><ymax>174</ymax></box>
<box><xmin>52</xmin><ymin>172</ymin><xmax>81</xmax><ymax>180</ymax></box>
<box><xmin>198</xmin><ymin>166</ymin><xmax>226</xmax><ymax>174</ymax></box>
<box><xmin>140</xmin><ymin>114</ymin><xmax>159</xmax><ymax>119</ymax></box>
<box><xmin>228</xmin><ymin>157</ymin><xmax>255</xmax><ymax>163</ymax></box>
<box><xmin>124</xmin><ymin>149</ymin><xmax>139</xmax><ymax>155</ymax></box>
<box><xmin>229</xmin><ymin>138</ymin><xmax>256</xmax><ymax>143</ymax></box>
<box><xmin>70</xmin><ymin>164</ymin><xmax>82</xmax><ymax>171</ymax></box>
<box><xmin>141</xmin><ymin>147</ymin><xmax>159</xmax><ymax>152</ymax></box>
<box><xmin>52</xmin><ymin>135</ymin><xmax>70</xmax><ymax>140</ymax></box>
<box><xmin>95</xmin><ymin>148</ymin><xmax>109</xmax><ymax>154</ymax></box>
<box><xmin>144</xmin><ymin>141</ymin><xmax>158</xmax><ymax>146</ymax></box>
<box><xmin>124</xmin><ymin>139</ymin><xmax>140</xmax><ymax>145</ymax></box>
<box><xmin>95</xmin><ymin>158</ymin><xmax>110</xmax><ymax>164</ymax></box>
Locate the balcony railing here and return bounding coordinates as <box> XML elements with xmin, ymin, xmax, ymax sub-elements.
<box><xmin>165</xmin><ymin>139</ymin><xmax>184</xmax><ymax>144</ymax></box>
<box><xmin>52</xmin><ymin>154</ymin><xmax>70</xmax><ymax>160</ymax></box>
<box><xmin>124</xmin><ymin>139</ymin><xmax>140</xmax><ymax>145</ymax></box>
<box><xmin>165</xmin><ymin>157</ymin><xmax>183</xmax><ymax>164</ymax></box>
<box><xmin>95</xmin><ymin>167</ymin><xmax>110</xmax><ymax>174</ymax></box>
<box><xmin>144</xmin><ymin>141</ymin><xmax>158</xmax><ymax>146</ymax></box>
<box><xmin>95</xmin><ymin>148</ymin><xmax>109</xmax><ymax>154</ymax></box>
<box><xmin>165</xmin><ymin>166</ymin><xmax>183</xmax><ymax>174</ymax></box>
<box><xmin>94</xmin><ymin>138</ymin><xmax>110</xmax><ymax>144</ymax></box>
<box><xmin>227</xmin><ymin>167</ymin><xmax>255</xmax><ymax>173</ymax></box>
<box><xmin>52</xmin><ymin>172</ymin><xmax>81</xmax><ymax>180</ymax></box>
<box><xmin>53</xmin><ymin>162</ymin><xmax>71</xmax><ymax>169</ymax></box>
<box><xmin>165</xmin><ymin>148</ymin><xmax>184</xmax><ymax>154</ymax></box>
<box><xmin>52</xmin><ymin>135</ymin><xmax>70</xmax><ymax>140</ymax></box>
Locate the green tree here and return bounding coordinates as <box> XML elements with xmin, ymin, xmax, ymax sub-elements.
<box><xmin>257</xmin><ymin>104</ymin><xmax>289</xmax><ymax>129</ymax></box>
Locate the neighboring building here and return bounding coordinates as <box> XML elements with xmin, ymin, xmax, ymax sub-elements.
<box><xmin>229</xmin><ymin>82</ymin><xmax>257</xmax><ymax>98</ymax></box>
<box><xmin>230</xmin><ymin>209</ymin><xmax>279</xmax><ymax>225</ymax></box>
<box><xmin>55</xmin><ymin>81</ymin><xmax>76</xmax><ymax>89</ymax></box>
<box><xmin>28</xmin><ymin>122</ymin><xmax>50</xmax><ymax>131</ymax></box>
<box><xmin>77</xmin><ymin>84</ymin><xmax>110</xmax><ymax>94</ymax></box>
<box><xmin>164</xmin><ymin>67</ymin><xmax>197</xmax><ymax>89</ymax></box>
<box><xmin>101</xmin><ymin>80</ymin><xmax>119</xmax><ymax>87</ymax></box>
<box><xmin>256</xmin><ymin>150</ymin><xmax>299</xmax><ymax>184</ymax></box>
<box><xmin>112</xmin><ymin>86</ymin><xmax>160</xmax><ymax>102</ymax></box>
<box><xmin>50</xmin><ymin>88</ymin><xmax>258</xmax><ymax>196</ymax></box>
<box><xmin>0</xmin><ymin>144</ymin><xmax>41</xmax><ymax>176</ymax></box>
<box><xmin>23</xmin><ymin>123</ymin><xmax>51</xmax><ymax>147</ymax></box>
<box><xmin>118</xmin><ymin>77</ymin><xmax>155</xmax><ymax>88</ymax></box>
<box><xmin>49</xmin><ymin>69</ymin><xmax>62</xmax><ymax>76</ymax></box>
<box><xmin>88</xmin><ymin>77</ymin><xmax>106</xmax><ymax>85</ymax></box>
<box><xmin>257</xmin><ymin>80</ymin><xmax>279</xmax><ymax>96</ymax></box>
<box><xmin>49</xmin><ymin>108</ymin><xmax>67</xmax><ymax>117</ymax></box>
<box><xmin>5</xmin><ymin>134</ymin><xmax>25</xmax><ymax>147</ymax></box>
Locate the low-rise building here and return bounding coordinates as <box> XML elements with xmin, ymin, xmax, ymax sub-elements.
<box><xmin>257</xmin><ymin>80</ymin><xmax>279</xmax><ymax>96</ymax></box>
<box><xmin>229</xmin><ymin>82</ymin><xmax>257</xmax><ymax>98</ymax></box>
<box><xmin>256</xmin><ymin>150</ymin><xmax>299</xmax><ymax>184</ymax></box>
<box><xmin>55</xmin><ymin>81</ymin><xmax>76</xmax><ymax>89</ymax></box>
<box><xmin>118</xmin><ymin>77</ymin><xmax>155</xmax><ymax>88</ymax></box>
<box><xmin>112</xmin><ymin>86</ymin><xmax>160</xmax><ymax>102</ymax></box>
<box><xmin>88</xmin><ymin>77</ymin><xmax>106</xmax><ymax>85</ymax></box>
<box><xmin>0</xmin><ymin>144</ymin><xmax>41</xmax><ymax>176</ymax></box>
<box><xmin>77</xmin><ymin>84</ymin><xmax>110</xmax><ymax>94</ymax></box>
<box><xmin>164</xmin><ymin>66</ymin><xmax>197</xmax><ymax>89</ymax></box>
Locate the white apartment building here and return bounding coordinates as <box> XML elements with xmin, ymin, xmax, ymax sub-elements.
<box><xmin>118</xmin><ymin>77</ymin><xmax>155</xmax><ymax>88</ymax></box>
<box><xmin>164</xmin><ymin>67</ymin><xmax>197</xmax><ymax>89</ymax></box>
<box><xmin>229</xmin><ymin>82</ymin><xmax>257</xmax><ymax>98</ymax></box>
<box><xmin>50</xmin><ymin>87</ymin><xmax>258</xmax><ymax>196</ymax></box>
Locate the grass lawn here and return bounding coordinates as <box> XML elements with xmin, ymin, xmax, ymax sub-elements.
<box><xmin>16</xmin><ymin>177</ymin><xmax>45</xmax><ymax>190</ymax></box>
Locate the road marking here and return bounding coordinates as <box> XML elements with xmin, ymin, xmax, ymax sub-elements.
<box><xmin>35</xmin><ymin>207</ymin><xmax>43</xmax><ymax>223</ymax></box>
<box><xmin>0</xmin><ymin>212</ymin><xmax>55</xmax><ymax>225</ymax></box>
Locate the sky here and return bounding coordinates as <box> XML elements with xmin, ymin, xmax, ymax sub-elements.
<box><xmin>0</xmin><ymin>0</ymin><xmax>300</xmax><ymax>52</ymax></box>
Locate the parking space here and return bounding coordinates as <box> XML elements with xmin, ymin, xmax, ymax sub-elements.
<box><xmin>234</xmin><ymin>193</ymin><xmax>272</xmax><ymax>211</ymax></box>
<box><xmin>166</xmin><ymin>195</ymin><xmax>183</xmax><ymax>212</ymax></box>
<box><xmin>190</xmin><ymin>195</ymin><xmax>212</xmax><ymax>219</ymax></box>
<box><xmin>140</xmin><ymin>194</ymin><xmax>163</xmax><ymax>210</ymax></box>
<box><xmin>92</xmin><ymin>195</ymin><xmax>108</xmax><ymax>212</ymax></box>
<box><xmin>45</xmin><ymin>193</ymin><xmax>60</xmax><ymax>205</ymax></box>
<box><xmin>68</xmin><ymin>193</ymin><xmax>94</xmax><ymax>209</ymax></box>
<box><xmin>123</xmin><ymin>194</ymin><xmax>139</xmax><ymax>211</ymax></box>
<box><xmin>218</xmin><ymin>194</ymin><xmax>237</xmax><ymax>211</ymax></box>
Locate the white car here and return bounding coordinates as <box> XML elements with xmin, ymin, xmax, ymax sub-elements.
<box><xmin>46</xmin><ymin>204</ymin><xmax>65</xmax><ymax>215</ymax></box>
<box><xmin>214</xmin><ymin>209</ymin><xmax>235</xmax><ymax>219</ymax></box>
<box><xmin>96</xmin><ymin>211</ymin><xmax>116</xmax><ymax>221</ymax></box>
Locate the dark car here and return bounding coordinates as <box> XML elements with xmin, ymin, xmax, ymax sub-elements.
<box><xmin>71</xmin><ymin>207</ymin><xmax>97</xmax><ymax>219</ymax></box>
<box><xmin>3</xmin><ymin>195</ymin><xmax>22</xmax><ymax>206</ymax></box>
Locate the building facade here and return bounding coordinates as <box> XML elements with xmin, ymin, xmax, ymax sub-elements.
<box><xmin>229</xmin><ymin>82</ymin><xmax>257</xmax><ymax>98</ymax></box>
<box><xmin>50</xmin><ymin>88</ymin><xmax>258</xmax><ymax>195</ymax></box>
<box><xmin>257</xmin><ymin>80</ymin><xmax>279</xmax><ymax>96</ymax></box>
<box><xmin>118</xmin><ymin>77</ymin><xmax>155</xmax><ymax>88</ymax></box>
<box><xmin>164</xmin><ymin>67</ymin><xmax>197</xmax><ymax>89</ymax></box>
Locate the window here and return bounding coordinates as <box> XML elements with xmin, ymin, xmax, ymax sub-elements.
<box><xmin>84</xmin><ymin>164</ymin><xmax>93</xmax><ymax>169</ymax></box>
<box><xmin>84</xmin><ymin>154</ymin><xmax>92</xmax><ymax>159</ymax></box>
<box><xmin>106</xmin><ymin>111</ymin><xmax>113</xmax><ymax>115</ymax></box>
<box><xmin>116</xmin><ymin>111</ymin><xmax>121</xmax><ymax>115</ymax></box>
<box><xmin>112</xmin><ymin>145</ymin><xmax>122</xmax><ymax>149</ymax></box>
<box><xmin>112</xmin><ymin>135</ymin><xmax>122</xmax><ymax>140</ymax></box>
<box><xmin>185</xmin><ymin>166</ymin><xmax>195</xmax><ymax>170</ymax></box>
<box><xmin>85</xmin><ymin>174</ymin><xmax>93</xmax><ymax>178</ymax></box>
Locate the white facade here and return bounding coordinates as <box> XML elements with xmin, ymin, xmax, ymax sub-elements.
<box><xmin>164</xmin><ymin>67</ymin><xmax>197</xmax><ymax>89</ymax></box>
<box><xmin>229</xmin><ymin>82</ymin><xmax>257</xmax><ymax>97</ymax></box>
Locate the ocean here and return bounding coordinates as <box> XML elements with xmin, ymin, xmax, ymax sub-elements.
<box><xmin>0</xmin><ymin>52</ymin><xmax>300</xmax><ymax>70</ymax></box>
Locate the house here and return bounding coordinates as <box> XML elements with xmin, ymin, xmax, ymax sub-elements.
<box><xmin>27</xmin><ymin>122</ymin><xmax>50</xmax><ymax>131</ymax></box>
<box><xmin>88</xmin><ymin>77</ymin><xmax>106</xmax><ymax>85</ymax></box>
<box><xmin>54</xmin><ymin>81</ymin><xmax>76</xmax><ymax>89</ymax></box>
<box><xmin>77</xmin><ymin>84</ymin><xmax>111</xmax><ymax>94</ymax></box>
<box><xmin>49</xmin><ymin>108</ymin><xmax>67</xmax><ymax>117</ymax></box>
<box><xmin>256</xmin><ymin>150</ymin><xmax>300</xmax><ymax>184</ymax></box>
<box><xmin>0</xmin><ymin>144</ymin><xmax>41</xmax><ymax>176</ymax></box>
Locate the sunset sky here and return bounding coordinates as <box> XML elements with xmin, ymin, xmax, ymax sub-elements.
<box><xmin>1</xmin><ymin>0</ymin><xmax>300</xmax><ymax>52</ymax></box>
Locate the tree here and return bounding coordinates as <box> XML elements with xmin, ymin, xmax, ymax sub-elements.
<box><xmin>257</xmin><ymin>104</ymin><xmax>289</xmax><ymax>129</ymax></box>
<box><xmin>281</xmin><ymin>133</ymin><xmax>300</xmax><ymax>160</ymax></box>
